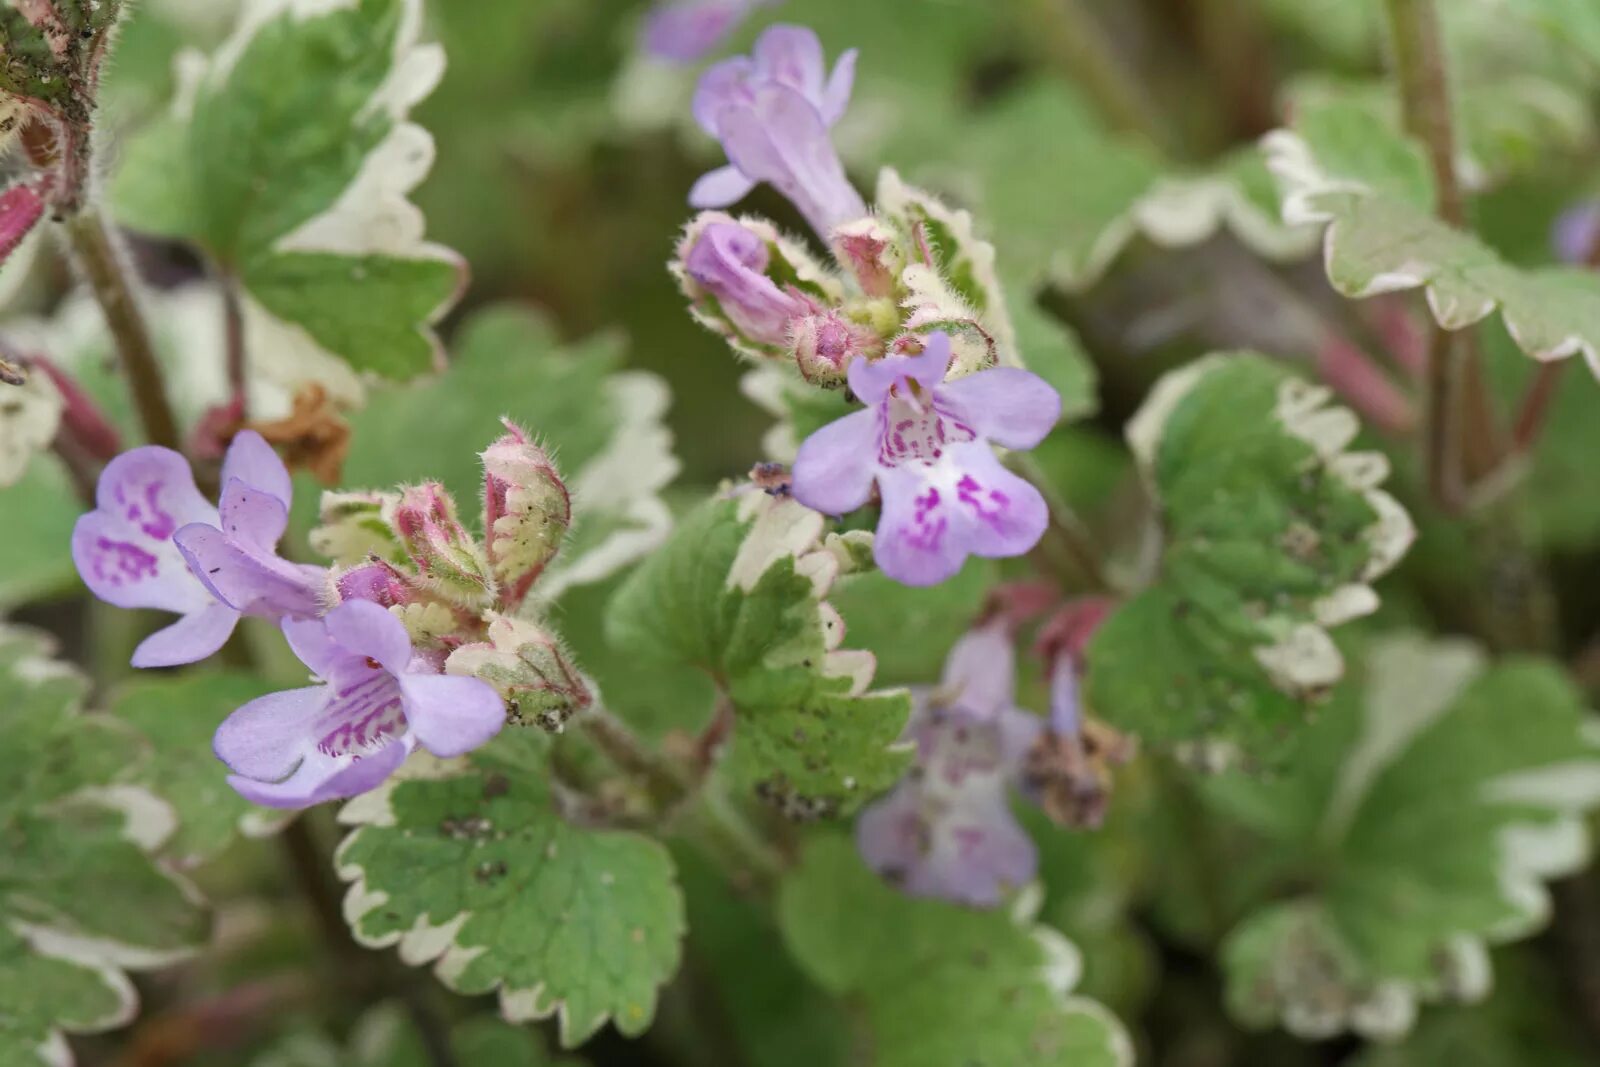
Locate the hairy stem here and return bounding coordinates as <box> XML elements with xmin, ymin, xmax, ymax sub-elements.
<box><xmin>61</xmin><ymin>209</ymin><xmax>181</xmax><ymax>450</ymax></box>
<box><xmin>1022</xmin><ymin>0</ymin><xmax>1170</xmax><ymax>151</ymax></box>
<box><xmin>580</xmin><ymin>702</ymin><xmax>787</xmax><ymax>890</ymax></box>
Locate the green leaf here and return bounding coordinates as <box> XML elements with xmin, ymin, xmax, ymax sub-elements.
<box><xmin>111</xmin><ymin>672</ymin><xmax>287</xmax><ymax>866</ymax></box>
<box><xmin>1348</xmin><ymin>951</ymin><xmax>1591</xmax><ymax>1067</ymax></box>
<box><xmin>0</xmin><ymin>926</ymin><xmax>133</xmax><ymax>1067</ymax></box>
<box><xmin>777</xmin><ymin>835</ymin><xmax>1132</xmax><ymax>1067</ymax></box>
<box><xmin>0</xmin><ymin>627</ymin><xmax>208</xmax><ymax>1063</ymax></box>
<box><xmin>829</xmin><ymin>559</ymin><xmax>995</xmax><ymax>686</ymax></box>
<box><xmin>110</xmin><ymin>0</ymin><xmax>464</xmax><ymax>392</ymax></box>
<box><xmin>0</xmin><ymin>10</ymin><xmax>68</xmax><ymax>105</ymax></box>
<box><xmin>333</xmin><ymin>305</ymin><xmax>678</xmax><ymax>596</ymax></box>
<box><xmin>335</xmin><ymin>733</ymin><xmax>685</xmax><ymax>1047</ymax></box>
<box><xmin>674</xmin><ymin>851</ymin><xmax>853</xmax><ymax>1067</ymax></box>
<box><xmin>1266</xmin><ymin>101</ymin><xmax>1600</xmax><ymax>369</ymax></box>
<box><xmin>0</xmin><ymin>456</ymin><xmax>83</xmax><ymax>608</ymax></box>
<box><xmin>607</xmin><ymin>493</ymin><xmax>911</xmax><ymax>817</ymax></box>
<box><xmin>1085</xmin><ymin>354</ymin><xmax>1413</xmax><ymax>764</ymax></box>
<box><xmin>1216</xmin><ymin>635</ymin><xmax>1600</xmax><ymax>1040</ymax></box>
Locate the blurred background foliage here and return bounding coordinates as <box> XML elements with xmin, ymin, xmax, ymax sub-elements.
<box><xmin>9</xmin><ymin>0</ymin><xmax>1600</xmax><ymax>1063</ymax></box>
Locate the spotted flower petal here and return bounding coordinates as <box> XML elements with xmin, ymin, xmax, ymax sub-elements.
<box><xmin>793</xmin><ymin>333</ymin><xmax>1058</xmax><ymax>587</ymax></box>
<box><xmin>214</xmin><ymin>600</ymin><xmax>504</xmax><ymax>809</ymax></box>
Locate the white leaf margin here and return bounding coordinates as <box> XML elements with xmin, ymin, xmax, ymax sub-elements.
<box><xmin>333</xmin><ymin>754</ymin><xmax>681</xmax><ymax>1047</ymax></box>
<box><xmin>1263</xmin><ymin>125</ymin><xmax>1600</xmax><ymax>374</ymax></box>
<box><xmin>191</xmin><ymin>0</ymin><xmax>466</xmax><ymax>406</ymax></box>
<box><xmin>1125</xmin><ymin>354</ymin><xmax>1416</xmax><ymax>696</ymax></box>
<box><xmin>1227</xmin><ymin>635</ymin><xmax>1600</xmax><ymax>1042</ymax></box>
<box><xmin>1053</xmin><ymin>161</ymin><xmax>1320</xmax><ymax>294</ymax></box>
<box><xmin>0</xmin><ymin>628</ymin><xmax>206</xmax><ymax>1066</ymax></box>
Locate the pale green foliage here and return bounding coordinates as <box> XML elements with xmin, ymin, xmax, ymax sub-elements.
<box><xmin>1086</xmin><ymin>354</ymin><xmax>1413</xmax><ymax>765</ymax></box>
<box><xmin>111</xmin><ymin>672</ymin><xmax>285</xmax><ymax>866</ymax></box>
<box><xmin>0</xmin><ymin>628</ymin><xmax>209</xmax><ymax>1065</ymax></box>
<box><xmin>111</xmin><ymin>0</ymin><xmax>464</xmax><ymax>394</ymax></box>
<box><xmin>335</xmin><ymin>733</ymin><xmax>685</xmax><ymax>1048</ymax></box>
<box><xmin>778</xmin><ymin>835</ymin><xmax>1133</xmax><ymax>1067</ymax></box>
<box><xmin>1215</xmin><ymin>636</ymin><xmax>1600</xmax><ymax>1040</ymax></box>
<box><xmin>607</xmin><ymin>492</ymin><xmax>912</xmax><ymax>817</ymax></box>
<box><xmin>1267</xmin><ymin>101</ymin><xmax>1600</xmax><ymax>371</ymax></box>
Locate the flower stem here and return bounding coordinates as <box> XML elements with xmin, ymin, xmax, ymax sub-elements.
<box><xmin>219</xmin><ymin>264</ymin><xmax>249</xmax><ymax>414</ymax></box>
<box><xmin>1511</xmin><ymin>361</ymin><xmax>1565</xmax><ymax>455</ymax></box>
<box><xmin>61</xmin><ymin>208</ymin><xmax>181</xmax><ymax>450</ymax></box>
<box><xmin>1382</xmin><ymin>0</ymin><xmax>1500</xmax><ymax>510</ymax></box>
<box><xmin>579</xmin><ymin>702</ymin><xmax>786</xmax><ymax>890</ymax></box>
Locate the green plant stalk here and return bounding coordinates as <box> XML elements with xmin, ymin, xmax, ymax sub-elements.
<box><xmin>579</xmin><ymin>704</ymin><xmax>786</xmax><ymax>890</ymax></box>
<box><xmin>62</xmin><ymin>208</ymin><xmax>181</xmax><ymax>450</ymax></box>
<box><xmin>1382</xmin><ymin>0</ymin><xmax>1501</xmax><ymax>511</ymax></box>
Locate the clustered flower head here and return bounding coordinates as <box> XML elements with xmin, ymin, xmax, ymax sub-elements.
<box><xmin>73</xmin><ymin>422</ymin><xmax>594</xmax><ymax>808</ymax></box>
<box><xmin>671</xmin><ymin>25</ymin><xmax>1061</xmax><ymax>586</ymax></box>
<box><xmin>856</xmin><ymin>599</ymin><xmax>1132</xmax><ymax>907</ymax></box>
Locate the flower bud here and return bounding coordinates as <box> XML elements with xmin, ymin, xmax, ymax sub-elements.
<box><xmin>0</xmin><ymin>181</ymin><xmax>45</xmax><ymax>269</ymax></box>
<box><xmin>790</xmin><ymin>308</ymin><xmax>883</xmax><ymax>387</ymax></box>
<box><xmin>673</xmin><ymin>212</ymin><xmax>839</xmax><ymax>360</ymax></box>
<box><xmin>309</xmin><ymin>490</ymin><xmax>402</xmax><ymax>566</ymax></box>
<box><xmin>445</xmin><ymin>614</ymin><xmax>593</xmax><ymax>732</ymax></box>
<box><xmin>482</xmin><ymin>419</ymin><xmax>571</xmax><ymax>606</ymax></box>
<box><xmin>831</xmin><ymin>217</ymin><xmax>905</xmax><ymax>299</ymax></box>
<box><xmin>394</xmin><ymin>482</ymin><xmax>494</xmax><ymax>608</ymax></box>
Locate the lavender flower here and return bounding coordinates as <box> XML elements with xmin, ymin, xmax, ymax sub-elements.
<box><xmin>642</xmin><ymin>0</ymin><xmax>779</xmax><ymax>64</ymax></box>
<box><xmin>682</xmin><ymin>217</ymin><xmax>815</xmax><ymax>347</ymax></box>
<box><xmin>856</xmin><ymin>622</ymin><xmax>1042</xmax><ymax>906</ymax></box>
<box><xmin>1553</xmin><ymin>201</ymin><xmax>1600</xmax><ymax>264</ymax></box>
<box><xmin>790</xmin><ymin>332</ymin><xmax>1059</xmax><ymax>586</ymax></box>
<box><xmin>689</xmin><ymin>24</ymin><xmax>864</xmax><ymax>238</ymax></box>
<box><xmin>213</xmin><ymin>599</ymin><xmax>504</xmax><ymax>808</ymax></box>
<box><xmin>72</xmin><ymin>431</ymin><xmax>324</xmax><ymax>668</ymax></box>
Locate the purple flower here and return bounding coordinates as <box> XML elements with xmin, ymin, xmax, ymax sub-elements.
<box><xmin>689</xmin><ymin>24</ymin><xmax>865</xmax><ymax>238</ymax></box>
<box><xmin>683</xmin><ymin>218</ymin><xmax>815</xmax><ymax>346</ymax></box>
<box><xmin>72</xmin><ymin>431</ymin><xmax>324</xmax><ymax>668</ymax></box>
<box><xmin>642</xmin><ymin>0</ymin><xmax>779</xmax><ymax>64</ymax></box>
<box><xmin>856</xmin><ymin>623</ymin><xmax>1042</xmax><ymax>906</ymax></box>
<box><xmin>1553</xmin><ymin>201</ymin><xmax>1600</xmax><ymax>264</ymax></box>
<box><xmin>790</xmin><ymin>332</ymin><xmax>1059</xmax><ymax>586</ymax></box>
<box><xmin>213</xmin><ymin>599</ymin><xmax>505</xmax><ymax>808</ymax></box>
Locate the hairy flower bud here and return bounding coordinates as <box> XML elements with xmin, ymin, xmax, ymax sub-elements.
<box><xmin>673</xmin><ymin>212</ymin><xmax>840</xmax><ymax>361</ymax></box>
<box><xmin>831</xmin><ymin>217</ymin><xmax>904</xmax><ymax>299</ymax></box>
<box><xmin>482</xmin><ymin>419</ymin><xmax>571</xmax><ymax>606</ymax></box>
<box><xmin>0</xmin><ymin>181</ymin><xmax>45</xmax><ymax>270</ymax></box>
<box><xmin>445</xmin><ymin>614</ymin><xmax>594</xmax><ymax>732</ymax></box>
<box><xmin>790</xmin><ymin>308</ymin><xmax>883</xmax><ymax>387</ymax></box>
<box><xmin>309</xmin><ymin>490</ymin><xmax>402</xmax><ymax>566</ymax></box>
<box><xmin>394</xmin><ymin>482</ymin><xmax>494</xmax><ymax>608</ymax></box>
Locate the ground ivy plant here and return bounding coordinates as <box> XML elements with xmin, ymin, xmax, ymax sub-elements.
<box><xmin>5</xmin><ymin>1</ymin><xmax>1600</xmax><ymax>1065</ymax></box>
